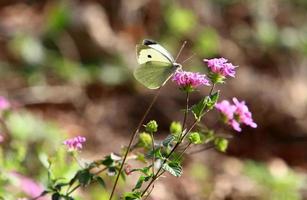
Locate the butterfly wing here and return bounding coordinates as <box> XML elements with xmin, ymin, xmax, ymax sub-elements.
<box><xmin>134</xmin><ymin>61</ymin><xmax>176</xmax><ymax>89</ymax></box>
<box><xmin>136</xmin><ymin>44</ymin><xmax>174</xmax><ymax>65</ymax></box>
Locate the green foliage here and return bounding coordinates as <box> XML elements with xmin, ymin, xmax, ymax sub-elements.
<box><xmin>165</xmin><ymin>6</ymin><xmax>196</xmax><ymax>35</ymax></box>
<box><xmin>195</xmin><ymin>27</ymin><xmax>219</xmax><ymax>57</ymax></box>
<box><xmin>208</xmin><ymin>72</ymin><xmax>226</xmax><ymax>84</ymax></box>
<box><xmin>162</xmin><ymin>161</ymin><xmax>183</xmax><ymax>177</ymax></box>
<box><xmin>244</xmin><ymin>161</ymin><xmax>303</xmax><ymax>200</ymax></box>
<box><xmin>192</xmin><ymin>91</ymin><xmax>220</xmax><ymax>121</ymax></box>
<box><xmin>123</xmin><ymin>191</ymin><xmax>142</xmax><ymax>200</ymax></box>
<box><xmin>133</xmin><ymin>175</ymin><xmax>152</xmax><ymax>191</ymax></box>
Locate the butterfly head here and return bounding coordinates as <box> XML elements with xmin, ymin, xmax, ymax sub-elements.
<box><xmin>173</xmin><ymin>63</ymin><xmax>182</xmax><ymax>69</ymax></box>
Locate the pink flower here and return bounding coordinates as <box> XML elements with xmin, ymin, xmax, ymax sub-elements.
<box><xmin>232</xmin><ymin>98</ymin><xmax>257</xmax><ymax>129</ymax></box>
<box><xmin>63</xmin><ymin>136</ymin><xmax>86</xmax><ymax>151</ymax></box>
<box><xmin>203</xmin><ymin>57</ymin><xmax>237</xmax><ymax>78</ymax></box>
<box><xmin>0</xmin><ymin>96</ymin><xmax>10</xmax><ymax>111</ymax></box>
<box><xmin>172</xmin><ymin>70</ymin><xmax>210</xmax><ymax>90</ymax></box>
<box><xmin>0</xmin><ymin>134</ymin><xmax>3</xmax><ymax>143</ymax></box>
<box><xmin>10</xmin><ymin>172</ymin><xmax>45</xmax><ymax>199</ymax></box>
<box><xmin>215</xmin><ymin>98</ymin><xmax>257</xmax><ymax>132</ymax></box>
<box><xmin>215</xmin><ymin>100</ymin><xmax>236</xmax><ymax>120</ymax></box>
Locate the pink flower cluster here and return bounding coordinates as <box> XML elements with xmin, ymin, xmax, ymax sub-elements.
<box><xmin>215</xmin><ymin>98</ymin><xmax>257</xmax><ymax>132</ymax></box>
<box><xmin>63</xmin><ymin>136</ymin><xmax>86</xmax><ymax>151</ymax></box>
<box><xmin>0</xmin><ymin>96</ymin><xmax>10</xmax><ymax>111</ymax></box>
<box><xmin>172</xmin><ymin>70</ymin><xmax>210</xmax><ymax>89</ymax></box>
<box><xmin>203</xmin><ymin>57</ymin><xmax>237</xmax><ymax>78</ymax></box>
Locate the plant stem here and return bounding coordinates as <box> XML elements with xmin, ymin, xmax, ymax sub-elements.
<box><xmin>108</xmin><ymin>87</ymin><xmax>162</xmax><ymax>200</ymax></box>
<box><xmin>67</xmin><ymin>184</ymin><xmax>80</xmax><ymax>195</ymax></box>
<box><xmin>182</xmin><ymin>91</ymin><xmax>190</xmax><ymax>131</ymax></box>
<box><xmin>176</xmin><ymin>142</ymin><xmax>191</xmax><ymax>161</ymax></box>
<box><xmin>150</xmin><ymin>132</ymin><xmax>155</xmax><ymax>175</ymax></box>
<box><xmin>209</xmin><ymin>83</ymin><xmax>216</xmax><ymax>96</ymax></box>
<box><xmin>188</xmin><ymin>144</ymin><xmax>215</xmax><ymax>155</ymax></box>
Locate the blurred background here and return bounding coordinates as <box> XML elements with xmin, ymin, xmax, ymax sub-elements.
<box><xmin>0</xmin><ymin>0</ymin><xmax>307</xmax><ymax>199</ymax></box>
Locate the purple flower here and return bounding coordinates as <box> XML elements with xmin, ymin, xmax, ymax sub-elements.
<box><xmin>63</xmin><ymin>136</ymin><xmax>86</xmax><ymax>151</ymax></box>
<box><xmin>215</xmin><ymin>98</ymin><xmax>257</xmax><ymax>132</ymax></box>
<box><xmin>172</xmin><ymin>70</ymin><xmax>210</xmax><ymax>90</ymax></box>
<box><xmin>215</xmin><ymin>100</ymin><xmax>236</xmax><ymax>120</ymax></box>
<box><xmin>232</xmin><ymin>98</ymin><xmax>257</xmax><ymax>129</ymax></box>
<box><xmin>0</xmin><ymin>96</ymin><xmax>10</xmax><ymax>111</ymax></box>
<box><xmin>203</xmin><ymin>57</ymin><xmax>237</xmax><ymax>78</ymax></box>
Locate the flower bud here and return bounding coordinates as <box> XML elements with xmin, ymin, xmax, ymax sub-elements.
<box><xmin>188</xmin><ymin>132</ymin><xmax>202</xmax><ymax>144</ymax></box>
<box><xmin>139</xmin><ymin>132</ymin><xmax>152</xmax><ymax>148</ymax></box>
<box><xmin>145</xmin><ymin>120</ymin><xmax>158</xmax><ymax>133</ymax></box>
<box><xmin>170</xmin><ymin>121</ymin><xmax>182</xmax><ymax>135</ymax></box>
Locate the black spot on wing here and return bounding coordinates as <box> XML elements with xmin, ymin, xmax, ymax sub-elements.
<box><xmin>147</xmin><ymin>55</ymin><xmax>152</xmax><ymax>58</ymax></box>
<box><xmin>143</xmin><ymin>39</ymin><xmax>157</xmax><ymax>45</ymax></box>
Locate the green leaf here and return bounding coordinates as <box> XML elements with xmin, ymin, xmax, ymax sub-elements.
<box><xmin>207</xmin><ymin>91</ymin><xmax>220</xmax><ymax>110</ymax></box>
<box><xmin>162</xmin><ymin>135</ymin><xmax>175</xmax><ymax>147</ymax></box>
<box><xmin>162</xmin><ymin>161</ymin><xmax>183</xmax><ymax>177</ymax></box>
<box><xmin>191</xmin><ymin>96</ymin><xmax>210</xmax><ymax>121</ymax></box>
<box><xmin>52</xmin><ymin>193</ymin><xmax>61</xmax><ymax>200</ymax></box>
<box><xmin>214</xmin><ymin>138</ymin><xmax>229</xmax><ymax>152</ymax></box>
<box><xmin>123</xmin><ymin>191</ymin><xmax>142</xmax><ymax>200</ymax></box>
<box><xmin>133</xmin><ymin>175</ymin><xmax>151</xmax><ymax>191</ymax></box>
<box><xmin>95</xmin><ymin>176</ymin><xmax>106</xmax><ymax>188</ymax></box>
<box><xmin>101</xmin><ymin>155</ymin><xmax>114</xmax><ymax>167</ymax></box>
<box><xmin>191</xmin><ymin>91</ymin><xmax>220</xmax><ymax>121</ymax></box>
<box><xmin>130</xmin><ymin>166</ymin><xmax>152</xmax><ymax>177</ymax></box>
<box><xmin>77</xmin><ymin>169</ymin><xmax>93</xmax><ymax>186</ymax></box>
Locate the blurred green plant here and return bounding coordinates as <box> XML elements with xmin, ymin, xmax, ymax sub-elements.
<box><xmin>244</xmin><ymin>161</ymin><xmax>305</xmax><ymax>200</ymax></box>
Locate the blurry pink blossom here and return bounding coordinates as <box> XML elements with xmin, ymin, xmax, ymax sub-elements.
<box><xmin>0</xmin><ymin>96</ymin><xmax>10</xmax><ymax>111</ymax></box>
<box><xmin>10</xmin><ymin>172</ymin><xmax>45</xmax><ymax>199</ymax></box>
<box><xmin>172</xmin><ymin>70</ymin><xmax>210</xmax><ymax>90</ymax></box>
<box><xmin>215</xmin><ymin>98</ymin><xmax>257</xmax><ymax>132</ymax></box>
<box><xmin>203</xmin><ymin>57</ymin><xmax>237</xmax><ymax>78</ymax></box>
<box><xmin>215</xmin><ymin>100</ymin><xmax>236</xmax><ymax>120</ymax></box>
<box><xmin>232</xmin><ymin>98</ymin><xmax>257</xmax><ymax>129</ymax></box>
<box><xmin>0</xmin><ymin>134</ymin><xmax>3</xmax><ymax>143</ymax></box>
<box><xmin>63</xmin><ymin>136</ymin><xmax>86</xmax><ymax>151</ymax></box>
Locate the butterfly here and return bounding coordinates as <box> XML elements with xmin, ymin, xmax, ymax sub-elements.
<box><xmin>134</xmin><ymin>39</ymin><xmax>182</xmax><ymax>89</ymax></box>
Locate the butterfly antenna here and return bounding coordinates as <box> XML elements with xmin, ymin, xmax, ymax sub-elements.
<box><xmin>175</xmin><ymin>41</ymin><xmax>187</xmax><ymax>62</ymax></box>
<box><xmin>181</xmin><ymin>53</ymin><xmax>196</xmax><ymax>64</ymax></box>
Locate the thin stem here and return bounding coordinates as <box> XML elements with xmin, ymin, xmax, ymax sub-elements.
<box><xmin>108</xmin><ymin>87</ymin><xmax>162</xmax><ymax>200</ymax></box>
<box><xmin>188</xmin><ymin>144</ymin><xmax>215</xmax><ymax>155</ymax></box>
<box><xmin>72</xmin><ymin>153</ymin><xmax>83</xmax><ymax>168</ymax></box>
<box><xmin>176</xmin><ymin>142</ymin><xmax>191</xmax><ymax>161</ymax></box>
<box><xmin>143</xmin><ymin>185</ymin><xmax>155</xmax><ymax>200</ymax></box>
<box><xmin>182</xmin><ymin>92</ymin><xmax>190</xmax><ymax>131</ymax></box>
<box><xmin>209</xmin><ymin>83</ymin><xmax>216</xmax><ymax>96</ymax></box>
<box><xmin>67</xmin><ymin>184</ymin><xmax>80</xmax><ymax>195</ymax></box>
<box><xmin>150</xmin><ymin>132</ymin><xmax>155</xmax><ymax>175</ymax></box>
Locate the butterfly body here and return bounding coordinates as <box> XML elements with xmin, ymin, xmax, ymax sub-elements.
<box><xmin>134</xmin><ymin>39</ymin><xmax>181</xmax><ymax>89</ymax></box>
